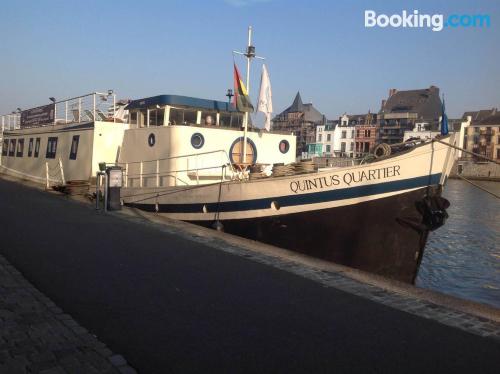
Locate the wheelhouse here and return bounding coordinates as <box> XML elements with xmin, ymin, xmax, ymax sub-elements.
<box><xmin>126</xmin><ymin>95</ymin><xmax>248</xmax><ymax>129</ymax></box>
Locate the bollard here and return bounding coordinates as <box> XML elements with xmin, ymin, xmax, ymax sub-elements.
<box><xmin>106</xmin><ymin>166</ymin><xmax>123</xmax><ymax>211</ymax></box>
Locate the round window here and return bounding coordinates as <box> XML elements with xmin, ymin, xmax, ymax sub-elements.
<box><xmin>279</xmin><ymin>139</ymin><xmax>290</xmax><ymax>154</ymax></box>
<box><xmin>191</xmin><ymin>133</ymin><xmax>205</xmax><ymax>149</ymax></box>
<box><xmin>148</xmin><ymin>133</ymin><xmax>155</xmax><ymax>147</ymax></box>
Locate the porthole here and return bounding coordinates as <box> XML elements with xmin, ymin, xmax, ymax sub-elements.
<box><xmin>279</xmin><ymin>139</ymin><xmax>290</xmax><ymax>154</ymax></box>
<box><xmin>191</xmin><ymin>133</ymin><xmax>205</xmax><ymax>149</ymax></box>
<box><xmin>148</xmin><ymin>133</ymin><xmax>155</xmax><ymax>147</ymax></box>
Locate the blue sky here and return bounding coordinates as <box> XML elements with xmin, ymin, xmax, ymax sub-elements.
<box><xmin>0</xmin><ymin>0</ymin><xmax>498</xmax><ymax>120</ymax></box>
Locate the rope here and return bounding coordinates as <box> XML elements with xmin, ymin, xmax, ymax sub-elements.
<box><xmin>433</xmin><ymin>139</ymin><xmax>500</xmax><ymax>165</ymax></box>
<box><xmin>456</xmin><ymin>175</ymin><xmax>500</xmax><ymax>199</ymax></box>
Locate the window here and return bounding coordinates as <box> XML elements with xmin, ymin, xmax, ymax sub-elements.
<box><xmin>16</xmin><ymin>139</ymin><xmax>24</xmax><ymax>157</ymax></box>
<box><xmin>28</xmin><ymin>138</ymin><xmax>34</xmax><ymax>157</ymax></box>
<box><xmin>327</xmin><ymin>134</ymin><xmax>331</xmax><ymax>142</ymax></box>
<box><xmin>219</xmin><ymin>113</ymin><xmax>231</xmax><ymax>127</ymax></box>
<box><xmin>130</xmin><ymin>112</ymin><xmax>138</xmax><ymax>125</ymax></box>
<box><xmin>34</xmin><ymin>138</ymin><xmax>40</xmax><ymax>157</ymax></box>
<box><xmin>148</xmin><ymin>109</ymin><xmax>164</xmax><ymax>126</ymax></box>
<box><xmin>169</xmin><ymin>108</ymin><xmax>197</xmax><ymax>126</ymax></box>
<box><xmin>341</xmin><ymin>131</ymin><xmax>346</xmax><ymax>139</ymax></box>
<box><xmin>2</xmin><ymin>139</ymin><xmax>8</xmax><ymax>156</ymax></box>
<box><xmin>46</xmin><ymin>137</ymin><xmax>58</xmax><ymax>159</ymax></box>
<box><xmin>341</xmin><ymin>142</ymin><xmax>346</xmax><ymax>153</ymax></box>
<box><xmin>351</xmin><ymin>130</ymin><xmax>355</xmax><ymax>138</ymax></box>
<box><xmin>318</xmin><ymin>134</ymin><xmax>322</xmax><ymax>142</ymax></box>
<box><xmin>202</xmin><ymin>111</ymin><xmax>217</xmax><ymax>126</ymax></box>
<box><xmin>326</xmin><ymin>145</ymin><xmax>331</xmax><ymax>153</ymax></box>
<box><xmin>279</xmin><ymin>139</ymin><xmax>290</xmax><ymax>154</ymax></box>
<box><xmin>8</xmin><ymin>139</ymin><xmax>16</xmax><ymax>156</ymax></box>
<box><xmin>69</xmin><ymin>135</ymin><xmax>80</xmax><ymax>160</ymax></box>
<box><xmin>350</xmin><ymin>142</ymin><xmax>354</xmax><ymax>151</ymax></box>
<box><xmin>191</xmin><ymin>133</ymin><xmax>205</xmax><ymax>149</ymax></box>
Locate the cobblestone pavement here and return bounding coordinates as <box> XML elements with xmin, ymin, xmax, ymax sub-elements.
<box><xmin>0</xmin><ymin>255</ymin><xmax>136</xmax><ymax>374</ymax></box>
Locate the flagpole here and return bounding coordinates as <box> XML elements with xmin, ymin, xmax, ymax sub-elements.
<box><xmin>242</xmin><ymin>26</ymin><xmax>252</xmax><ymax>164</ymax></box>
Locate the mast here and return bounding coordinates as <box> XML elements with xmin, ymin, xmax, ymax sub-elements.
<box><xmin>242</xmin><ymin>26</ymin><xmax>253</xmax><ymax>163</ymax></box>
<box><xmin>234</xmin><ymin>26</ymin><xmax>264</xmax><ymax>164</ymax></box>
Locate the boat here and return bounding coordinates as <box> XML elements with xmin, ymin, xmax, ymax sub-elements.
<box><xmin>0</xmin><ymin>29</ymin><xmax>460</xmax><ymax>283</ymax></box>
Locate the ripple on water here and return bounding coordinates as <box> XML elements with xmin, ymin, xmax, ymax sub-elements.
<box><xmin>416</xmin><ymin>180</ymin><xmax>500</xmax><ymax>308</ymax></box>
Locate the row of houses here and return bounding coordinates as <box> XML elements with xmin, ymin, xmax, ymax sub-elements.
<box><xmin>271</xmin><ymin>86</ymin><xmax>500</xmax><ymax>162</ymax></box>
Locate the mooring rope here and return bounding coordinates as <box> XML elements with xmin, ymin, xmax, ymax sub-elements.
<box><xmin>456</xmin><ymin>174</ymin><xmax>500</xmax><ymax>199</ymax></box>
<box><xmin>432</xmin><ymin>139</ymin><xmax>500</xmax><ymax>165</ymax></box>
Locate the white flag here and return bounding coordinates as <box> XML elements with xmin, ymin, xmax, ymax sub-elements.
<box><xmin>257</xmin><ymin>64</ymin><xmax>273</xmax><ymax>131</ymax></box>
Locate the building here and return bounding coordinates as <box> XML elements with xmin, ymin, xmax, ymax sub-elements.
<box><xmin>332</xmin><ymin>114</ymin><xmax>356</xmax><ymax>157</ymax></box>
<box><xmin>307</xmin><ymin>120</ymin><xmax>337</xmax><ymax>157</ymax></box>
<box><xmin>352</xmin><ymin>112</ymin><xmax>377</xmax><ymax>157</ymax></box>
<box><xmin>378</xmin><ymin>86</ymin><xmax>442</xmax><ymax>144</ymax></box>
<box><xmin>403</xmin><ymin>122</ymin><xmax>439</xmax><ymax>141</ymax></box>
<box><xmin>272</xmin><ymin>92</ymin><xmax>325</xmax><ymax>157</ymax></box>
<box><xmin>463</xmin><ymin>111</ymin><xmax>500</xmax><ymax>161</ymax></box>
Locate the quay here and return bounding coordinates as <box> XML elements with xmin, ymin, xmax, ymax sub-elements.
<box><xmin>0</xmin><ymin>177</ymin><xmax>499</xmax><ymax>373</ymax></box>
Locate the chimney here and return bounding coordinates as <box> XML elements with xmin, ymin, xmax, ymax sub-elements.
<box><xmin>389</xmin><ymin>88</ymin><xmax>397</xmax><ymax>97</ymax></box>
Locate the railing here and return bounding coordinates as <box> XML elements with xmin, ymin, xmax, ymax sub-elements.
<box><xmin>113</xmin><ymin>150</ymin><xmax>238</xmax><ymax>188</ymax></box>
<box><xmin>45</xmin><ymin>158</ymin><xmax>65</xmax><ymax>189</ymax></box>
<box><xmin>0</xmin><ymin>92</ymin><xmax>117</xmax><ymax>131</ymax></box>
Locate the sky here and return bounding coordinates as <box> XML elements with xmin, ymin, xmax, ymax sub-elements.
<box><xmin>0</xmin><ymin>0</ymin><xmax>499</xmax><ymax>121</ymax></box>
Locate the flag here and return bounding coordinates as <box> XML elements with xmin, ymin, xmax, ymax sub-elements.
<box><xmin>441</xmin><ymin>95</ymin><xmax>449</xmax><ymax>135</ymax></box>
<box><xmin>257</xmin><ymin>64</ymin><xmax>273</xmax><ymax>131</ymax></box>
<box><xmin>233</xmin><ymin>63</ymin><xmax>254</xmax><ymax>112</ymax></box>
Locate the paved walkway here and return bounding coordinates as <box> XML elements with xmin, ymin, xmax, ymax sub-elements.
<box><xmin>0</xmin><ymin>178</ymin><xmax>499</xmax><ymax>373</ymax></box>
<box><xmin>0</xmin><ymin>255</ymin><xmax>135</xmax><ymax>373</ymax></box>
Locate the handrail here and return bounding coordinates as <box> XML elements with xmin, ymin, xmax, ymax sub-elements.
<box><xmin>117</xmin><ymin>149</ymin><xmax>237</xmax><ymax>188</ymax></box>
<box><xmin>0</xmin><ymin>91</ymin><xmax>116</xmax><ymax>130</ymax></box>
<box><xmin>114</xmin><ymin>149</ymin><xmax>234</xmax><ymax>166</ymax></box>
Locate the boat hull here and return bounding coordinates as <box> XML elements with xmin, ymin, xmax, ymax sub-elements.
<box><xmin>122</xmin><ymin>136</ymin><xmax>457</xmax><ymax>283</ymax></box>
<box><xmin>192</xmin><ymin>185</ymin><xmax>439</xmax><ymax>283</ymax></box>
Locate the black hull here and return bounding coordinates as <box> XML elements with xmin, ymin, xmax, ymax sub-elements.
<box><xmin>192</xmin><ymin>186</ymin><xmax>443</xmax><ymax>284</ymax></box>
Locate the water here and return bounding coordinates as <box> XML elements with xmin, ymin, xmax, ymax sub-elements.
<box><xmin>416</xmin><ymin>179</ymin><xmax>500</xmax><ymax>308</ymax></box>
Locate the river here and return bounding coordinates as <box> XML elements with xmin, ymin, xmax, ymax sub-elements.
<box><xmin>416</xmin><ymin>179</ymin><xmax>500</xmax><ymax>308</ymax></box>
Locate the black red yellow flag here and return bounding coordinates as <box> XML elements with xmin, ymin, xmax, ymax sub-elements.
<box><xmin>233</xmin><ymin>63</ymin><xmax>254</xmax><ymax>112</ymax></box>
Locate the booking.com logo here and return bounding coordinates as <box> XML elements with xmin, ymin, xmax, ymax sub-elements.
<box><xmin>365</xmin><ymin>10</ymin><xmax>491</xmax><ymax>31</ymax></box>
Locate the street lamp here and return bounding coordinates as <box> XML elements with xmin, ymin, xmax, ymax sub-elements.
<box><xmin>226</xmin><ymin>89</ymin><xmax>234</xmax><ymax>105</ymax></box>
<box><xmin>49</xmin><ymin>97</ymin><xmax>56</xmax><ymax>103</ymax></box>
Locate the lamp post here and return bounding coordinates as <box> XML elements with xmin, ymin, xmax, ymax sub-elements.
<box><xmin>49</xmin><ymin>97</ymin><xmax>56</xmax><ymax>125</ymax></box>
<box><xmin>226</xmin><ymin>89</ymin><xmax>234</xmax><ymax>105</ymax></box>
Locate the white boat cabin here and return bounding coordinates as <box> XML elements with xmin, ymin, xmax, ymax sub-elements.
<box><xmin>119</xmin><ymin>94</ymin><xmax>296</xmax><ymax>188</ymax></box>
<box><xmin>0</xmin><ymin>92</ymin><xmax>296</xmax><ymax>187</ymax></box>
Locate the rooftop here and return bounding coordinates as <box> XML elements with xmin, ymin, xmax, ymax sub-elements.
<box><xmin>127</xmin><ymin>95</ymin><xmax>238</xmax><ymax>112</ymax></box>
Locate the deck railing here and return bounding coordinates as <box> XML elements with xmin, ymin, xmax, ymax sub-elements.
<box><xmin>0</xmin><ymin>92</ymin><xmax>117</xmax><ymax>131</ymax></box>
<box><xmin>110</xmin><ymin>150</ymin><xmax>238</xmax><ymax>188</ymax></box>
